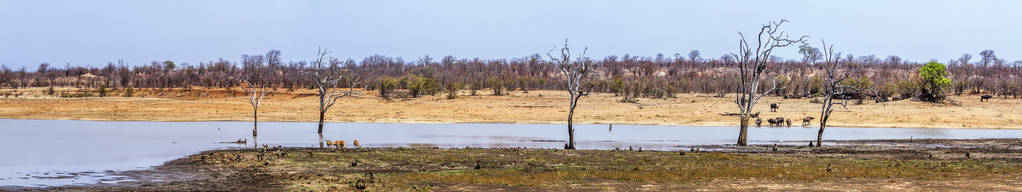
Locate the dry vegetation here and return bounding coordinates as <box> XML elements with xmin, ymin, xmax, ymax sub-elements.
<box><xmin>2</xmin><ymin>87</ymin><xmax>1021</xmax><ymax>129</ymax></box>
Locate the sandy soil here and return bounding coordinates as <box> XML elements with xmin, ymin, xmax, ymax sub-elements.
<box><xmin>2</xmin><ymin>87</ymin><xmax>1021</xmax><ymax>129</ymax></box>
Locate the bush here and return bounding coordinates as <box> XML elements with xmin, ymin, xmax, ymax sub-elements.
<box><xmin>400</xmin><ymin>75</ymin><xmax>439</xmax><ymax>98</ymax></box>
<box><xmin>650</xmin><ymin>87</ymin><xmax>667</xmax><ymax>99</ymax></box>
<box><xmin>918</xmin><ymin>61</ymin><xmax>951</xmax><ymax>102</ymax></box>
<box><xmin>124</xmin><ymin>87</ymin><xmax>135</xmax><ymax>97</ymax></box>
<box><xmin>379</xmin><ymin>77</ymin><xmax>397</xmax><ymax>98</ymax></box>
<box><xmin>896</xmin><ymin>79</ymin><xmax>920</xmax><ymax>100</ymax></box>
<box><xmin>489</xmin><ymin>78</ymin><xmax>504</xmax><ymax>96</ymax></box>
<box><xmin>97</xmin><ymin>84</ymin><xmax>107</xmax><ymax>97</ymax></box>
<box><xmin>445</xmin><ymin>83</ymin><xmax>461</xmax><ymax>100</ymax></box>
<box><xmin>609</xmin><ymin>78</ymin><xmax>624</xmax><ymax>96</ymax></box>
<box><xmin>620</xmin><ymin>96</ymin><xmax>639</xmax><ymax>103</ymax></box>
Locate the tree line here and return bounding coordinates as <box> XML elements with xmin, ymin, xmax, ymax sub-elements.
<box><xmin>1</xmin><ymin>50</ymin><xmax>1018</xmax><ymax>101</ymax></box>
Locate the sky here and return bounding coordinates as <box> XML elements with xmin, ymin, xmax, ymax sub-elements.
<box><xmin>1</xmin><ymin>0</ymin><xmax>1021</xmax><ymax>68</ymax></box>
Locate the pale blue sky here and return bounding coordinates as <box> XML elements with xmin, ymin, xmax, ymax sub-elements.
<box><xmin>1</xmin><ymin>0</ymin><xmax>1020</xmax><ymax>68</ymax></box>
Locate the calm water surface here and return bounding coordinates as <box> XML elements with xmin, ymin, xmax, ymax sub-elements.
<box><xmin>2</xmin><ymin>119</ymin><xmax>1021</xmax><ymax>187</ymax></box>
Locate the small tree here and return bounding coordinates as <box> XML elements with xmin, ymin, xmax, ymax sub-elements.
<box><xmin>378</xmin><ymin>77</ymin><xmax>397</xmax><ymax>99</ymax></box>
<box><xmin>312</xmin><ymin>48</ymin><xmax>362</xmax><ymax>134</ymax></box>
<box><xmin>918</xmin><ymin>61</ymin><xmax>951</xmax><ymax>102</ymax></box>
<box><xmin>97</xmin><ymin>84</ymin><xmax>107</xmax><ymax>97</ymax></box>
<box><xmin>445</xmin><ymin>82</ymin><xmax>461</xmax><ymax>99</ymax></box>
<box><xmin>245</xmin><ymin>81</ymin><xmax>268</xmax><ymax>137</ymax></box>
<box><xmin>731</xmin><ymin>20</ymin><xmax>807</xmax><ymax>146</ymax></box>
<box><xmin>815</xmin><ymin>40</ymin><xmax>854</xmax><ymax>147</ymax></box>
<box><xmin>547</xmin><ymin>39</ymin><xmax>591</xmax><ymax>149</ymax></box>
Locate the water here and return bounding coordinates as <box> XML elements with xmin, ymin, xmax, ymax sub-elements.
<box><xmin>2</xmin><ymin>118</ymin><xmax>1021</xmax><ymax>187</ymax></box>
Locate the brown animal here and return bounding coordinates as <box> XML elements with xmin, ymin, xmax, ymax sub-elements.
<box><xmin>334</xmin><ymin>140</ymin><xmax>345</xmax><ymax>149</ymax></box>
<box><xmin>802</xmin><ymin>117</ymin><xmax>815</xmax><ymax>126</ymax></box>
<box><xmin>751</xmin><ymin>112</ymin><xmax>760</xmax><ymax>118</ymax></box>
<box><xmin>785</xmin><ymin>119</ymin><xmax>791</xmax><ymax>127</ymax></box>
<box><xmin>353</xmin><ymin>140</ymin><xmax>361</xmax><ymax>148</ymax></box>
<box><xmin>767</xmin><ymin>117</ymin><xmax>784</xmax><ymax>126</ymax></box>
<box><xmin>770</xmin><ymin>103</ymin><xmax>779</xmax><ymax>112</ymax></box>
<box><xmin>981</xmin><ymin>95</ymin><xmax>993</xmax><ymax>102</ymax></box>
<box><xmin>755</xmin><ymin>118</ymin><xmax>762</xmax><ymax>127</ymax></box>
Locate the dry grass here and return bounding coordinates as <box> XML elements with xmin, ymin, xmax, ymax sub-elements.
<box><xmin>2</xmin><ymin>87</ymin><xmax>1021</xmax><ymax>129</ymax></box>
<box><xmin>170</xmin><ymin>144</ymin><xmax>1022</xmax><ymax>191</ymax></box>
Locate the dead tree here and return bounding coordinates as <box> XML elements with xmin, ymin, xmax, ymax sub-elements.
<box><xmin>732</xmin><ymin>20</ymin><xmax>807</xmax><ymax>146</ymax></box>
<box><xmin>547</xmin><ymin>39</ymin><xmax>591</xmax><ymax>150</ymax></box>
<box><xmin>245</xmin><ymin>80</ymin><xmax>269</xmax><ymax>137</ymax></box>
<box><xmin>816</xmin><ymin>40</ymin><xmax>853</xmax><ymax>147</ymax></box>
<box><xmin>312</xmin><ymin>48</ymin><xmax>362</xmax><ymax>134</ymax></box>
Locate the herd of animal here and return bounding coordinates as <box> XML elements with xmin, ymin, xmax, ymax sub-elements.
<box><xmin>753</xmin><ymin>103</ymin><xmax>816</xmax><ymax>128</ymax></box>
<box><xmin>754</xmin><ymin>95</ymin><xmax>1000</xmax><ymax>128</ymax></box>
<box><xmin>324</xmin><ymin>139</ymin><xmax>361</xmax><ymax>149</ymax></box>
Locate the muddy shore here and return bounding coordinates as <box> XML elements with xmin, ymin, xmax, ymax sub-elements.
<box><xmin>10</xmin><ymin>138</ymin><xmax>1020</xmax><ymax>191</ymax></box>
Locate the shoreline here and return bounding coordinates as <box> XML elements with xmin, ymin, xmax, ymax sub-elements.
<box><xmin>21</xmin><ymin>138</ymin><xmax>1022</xmax><ymax>191</ymax></box>
<box><xmin>2</xmin><ymin>117</ymin><xmax>1019</xmax><ymax>130</ymax></box>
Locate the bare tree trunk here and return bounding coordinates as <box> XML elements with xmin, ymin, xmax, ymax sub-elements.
<box><xmin>566</xmin><ymin>109</ymin><xmax>575</xmax><ymax>149</ymax></box>
<box><xmin>738</xmin><ymin>116</ymin><xmax>749</xmax><ymax>146</ymax></box>
<box><xmin>317</xmin><ymin>110</ymin><xmax>326</xmax><ymax>134</ymax></box>
<box><xmin>729</xmin><ymin>20</ymin><xmax>805</xmax><ymax>146</ymax></box>
<box><xmin>318</xmin><ymin>133</ymin><xmax>324</xmax><ymax>148</ymax></box>
<box><xmin>566</xmin><ymin>96</ymin><xmax>578</xmax><ymax>149</ymax></box>
<box><xmin>816</xmin><ymin>40</ymin><xmax>851</xmax><ymax>148</ymax></box>
<box><xmin>252</xmin><ymin>107</ymin><xmax>258</xmax><ymax>137</ymax></box>
<box><xmin>548</xmin><ymin>39</ymin><xmax>590</xmax><ymax>150</ymax></box>
<box><xmin>817</xmin><ymin>120</ymin><xmax>827</xmax><ymax>147</ymax></box>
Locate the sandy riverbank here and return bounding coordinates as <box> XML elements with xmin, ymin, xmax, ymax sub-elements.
<box><xmin>1</xmin><ymin>87</ymin><xmax>1020</xmax><ymax>129</ymax></box>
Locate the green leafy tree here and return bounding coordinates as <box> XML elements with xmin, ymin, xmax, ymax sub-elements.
<box><xmin>918</xmin><ymin>61</ymin><xmax>951</xmax><ymax>102</ymax></box>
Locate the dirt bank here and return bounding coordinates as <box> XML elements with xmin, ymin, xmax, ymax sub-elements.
<box><xmin>2</xmin><ymin>87</ymin><xmax>1020</xmax><ymax>129</ymax></box>
<box><xmin>18</xmin><ymin>138</ymin><xmax>1022</xmax><ymax>191</ymax></box>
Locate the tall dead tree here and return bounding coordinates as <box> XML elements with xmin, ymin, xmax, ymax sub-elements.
<box><xmin>547</xmin><ymin>39</ymin><xmax>591</xmax><ymax>150</ymax></box>
<box><xmin>312</xmin><ymin>48</ymin><xmax>362</xmax><ymax>134</ymax></box>
<box><xmin>245</xmin><ymin>80</ymin><xmax>268</xmax><ymax>137</ymax></box>
<box><xmin>732</xmin><ymin>20</ymin><xmax>807</xmax><ymax>146</ymax></box>
<box><xmin>816</xmin><ymin>40</ymin><xmax>853</xmax><ymax>147</ymax></box>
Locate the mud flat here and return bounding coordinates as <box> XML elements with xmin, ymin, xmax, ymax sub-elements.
<box><xmin>15</xmin><ymin>138</ymin><xmax>1022</xmax><ymax>191</ymax></box>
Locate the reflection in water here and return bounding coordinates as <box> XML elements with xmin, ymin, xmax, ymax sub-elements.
<box><xmin>318</xmin><ymin>134</ymin><xmax>324</xmax><ymax>149</ymax></box>
<box><xmin>2</xmin><ymin>119</ymin><xmax>1022</xmax><ymax>187</ymax></box>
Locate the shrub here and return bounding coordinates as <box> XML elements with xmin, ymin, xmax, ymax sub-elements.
<box><xmin>489</xmin><ymin>78</ymin><xmax>504</xmax><ymax>96</ymax></box>
<box><xmin>379</xmin><ymin>77</ymin><xmax>397</xmax><ymax>98</ymax></box>
<box><xmin>896</xmin><ymin>79</ymin><xmax>920</xmax><ymax>100</ymax></box>
<box><xmin>400</xmin><ymin>75</ymin><xmax>439</xmax><ymax>98</ymax></box>
<box><xmin>124</xmin><ymin>87</ymin><xmax>135</xmax><ymax>97</ymax></box>
<box><xmin>918</xmin><ymin>61</ymin><xmax>951</xmax><ymax>102</ymax></box>
<box><xmin>97</xmin><ymin>84</ymin><xmax>107</xmax><ymax>97</ymax></box>
<box><xmin>650</xmin><ymin>87</ymin><xmax>667</xmax><ymax>99</ymax></box>
<box><xmin>445</xmin><ymin>83</ymin><xmax>461</xmax><ymax>100</ymax></box>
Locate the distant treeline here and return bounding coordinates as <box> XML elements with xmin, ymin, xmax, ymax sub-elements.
<box><xmin>1</xmin><ymin>50</ymin><xmax>1020</xmax><ymax>100</ymax></box>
